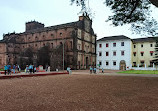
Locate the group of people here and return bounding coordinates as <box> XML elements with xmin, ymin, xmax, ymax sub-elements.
<box><xmin>4</xmin><ymin>64</ymin><xmax>20</xmax><ymax>75</ymax></box>
<box><xmin>25</xmin><ymin>65</ymin><xmax>36</xmax><ymax>74</ymax></box>
<box><xmin>90</xmin><ymin>67</ymin><xmax>104</xmax><ymax>74</ymax></box>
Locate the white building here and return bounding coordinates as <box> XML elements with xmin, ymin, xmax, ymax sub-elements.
<box><xmin>97</xmin><ymin>35</ymin><xmax>132</xmax><ymax>70</ymax></box>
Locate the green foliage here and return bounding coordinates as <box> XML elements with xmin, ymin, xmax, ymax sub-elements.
<box><xmin>70</xmin><ymin>0</ymin><xmax>158</xmax><ymax>36</ymax></box>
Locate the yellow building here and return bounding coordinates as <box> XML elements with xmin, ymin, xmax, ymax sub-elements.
<box><xmin>132</xmin><ymin>37</ymin><xmax>155</xmax><ymax>67</ymax></box>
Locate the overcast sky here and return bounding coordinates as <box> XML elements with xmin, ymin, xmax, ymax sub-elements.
<box><xmin>0</xmin><ymin>0</ymin><xmax>158</xmax><ymax>40</ymax></box>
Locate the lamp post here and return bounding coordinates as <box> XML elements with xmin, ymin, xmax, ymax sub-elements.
<box><xmin>63</xmin><ymin>41</ymin><xmax>64</xmax><ymax>71</ymax></box>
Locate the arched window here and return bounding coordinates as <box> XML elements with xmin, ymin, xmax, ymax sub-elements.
<box><xmin>51</xmin><ymin>43</ymin><xmax>53</xmax><ymax>48</ymax></box>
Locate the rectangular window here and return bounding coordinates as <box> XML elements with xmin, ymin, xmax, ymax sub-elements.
<box><xmin>106</xmin><ymin>52</ymin><xmax>109</xmax><ymax>56</ymax></box>
<box><xmin>99</xmin><ymin>61</ymin><xmax>102</xmax><ymax>66</ymax></box>
<box><xmin>133</xmin><ymin>52</ymin><xmax>136</xmax><ymax>56</ymax></box>
<box><xmin>149</xmin><ymin>61</ymin><xmax>153</xmax><ymax>67</ymax></box>
<box><xmin>113</xmin><ymin>51</ymin><xmax>116</xmax><ymax>56</ymax></box>
<box><xmin>99</xmin><ymin>52</ymin><xmax>102</xmax><ymax>56</ymax></box>
<box><xmin>99</xmin><ymin>44</ymin><xmax>102</xmax><ymax>48</ymax></box>
<box><xmin>141</xmin><ymin>44</ymin><xmax>143</xmax><ymax>48</ymax></box>
<box><xmin>150</xmin><ymin>44</ymin><xmax>153</xmax><ymax>47</ymax></box>
<box><xmin>106</xmin><ymin>61</ymin><xmax>109</xmax><ymax>66</ymax></box>
<box><xmin>150</xmin><ymin>51</ymin><xmax>153</xmax><ymax>56</ymax></box>
<box><xmin>121</xmin><ymin>51</ymin><xmax>124</xmax><ymax>56</ymax></box>
<box><xmin>113</xmin><ymin>61</ymin><xmax>116</xmax><ymax>66</ymax></box>
<box><xmin>140</xmin><ymin>61</ymin><xmax>144</xmax><ymax>67</ymax></box>
<box><xmin>141</xmin><ymin>52</ymin><xmax>144</xmax><ymax>56</ymax></box>
<box><xmin>113</xmin><ymin>43</ymin><xmax>116</xmax><ymax>47</ymax></box>
<box><xmin>121</xmin><ymin>42</ymin><xmax>124</xmax><ymax>46</ymax></box>
<box><xmin>134</xmin><ymin>45</ymin><xmax>136</xmax><ymax>48</ymax></box>
<box><xmin>106</xmin><ymin>43</ymin><xmax>109</xmax><ymax>47</ymax></box>
<box><xmin>133</xmin><ymin>62</ymin><xmax>136</xmax><ymax>67</ymax></box>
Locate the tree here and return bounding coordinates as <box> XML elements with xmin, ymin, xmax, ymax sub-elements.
<box><xmin>71</xmin><ymin>0</ymin><xmax>158</xmax><ymax>36</ymax></box>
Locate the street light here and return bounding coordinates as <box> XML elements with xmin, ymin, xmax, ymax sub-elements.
<box><xmin>63</xmin><ymin>41</ymin><xmax>64</xmax><ymax>71</ymax></box>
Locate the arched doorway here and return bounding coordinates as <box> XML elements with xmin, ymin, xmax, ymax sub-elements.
<box><xmin>18</xmin><ymin>48</ymin><xmax>34</xmax><ymax>70</ymax></box>
<box><xmin>37</xmin><ymin>46</ymin><xmax>50</xmax><ymax>69</ymax></box>
<box><xmin>120</xmin><ymin>60</ymin><xmax>126</xmax><ymax>70</ymax></box>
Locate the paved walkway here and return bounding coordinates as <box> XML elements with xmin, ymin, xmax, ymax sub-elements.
<box><xmin>1</xmin><ymin>69</ymin><xmax>158</xmax><ymax>79</ymax></box>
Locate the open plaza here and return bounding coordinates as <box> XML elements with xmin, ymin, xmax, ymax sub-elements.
<box><xmin>0</xmin><ymin>70</ymin><xmax>158</xmax><ymax>111</ymax></box>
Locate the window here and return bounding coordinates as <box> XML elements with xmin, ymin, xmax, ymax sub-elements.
<box><xmin>134</xmin><ymin>45</ymin><xmax>136</xmax><ymax>48</ymax></box>
<box><xmin>113</xmin><ymin>61</ymin><xmax>116</xmax><ymax>66</ymax></box>
<box><xmin>78</xmin><ymin>44</ymin><xmax>81</xmax><ymax>50</ymax></box>
<box><xmin>99</xmin><ymin>61</ymin><xmax>102</xmax><ymax>66</ymax></box>
<box><xmin>99</xmin><ymin>52</ymin><xmax>102</xmax><ymax>56</ymax></box>
<box><xmin>60</xmin><ymin>33</ymin><xmax>62</xmax><ymax>36</ymax></box>
<box><xmin>149</xmin><ymin>61</ymin><xmax>154</xmax><ymax>67</ymax></box>
<box><xmin>106</xmin><ymin>52</ymin><xmax>109</xmax><ymax>56</ymax></box>
<box><xmin>150</xmin><ymin>51</ymin><xmax>154</xmax><ymax>56</ymax></box>
<box><xmin>141</xmin><ymin>52</ymin><xmax>144</xmax><ymax>56</ymax></box>
<box><xmin>133</xmin><ymin>52</ymin><xmax>136</xmax><ymax>56</ymax></box>
<box><xmin>106</xmin><ymin>43</ymin><xmax>109</xmax><ymax>47</ymax></box>
<box><xmin>121</xmin><ymin>42</ymin><xmax>124</xmax><ymax>46</ymax></box>
<box><xmin>141</xmin><ymin>44</ymin><xmax>143</xmax><ymax>47</ymax></box>
<box><xmin>133</xmin><ymin>62</ymin><xmax>136</xmax><ymax>67</ymax></box>
<box><xmin>70</xmin><ymin>41</ymin><xmax>73</xmax><ymax>49</ymax></box>
<box><xmin>99</xmin><ymin>44</ymin><xmax>102</xmax><ymax>48</ymax></box>
<box><xmin>150</xmin><ymin>44</ymin><xmax>153</xmax><ymax>47</ymax></box>
<box><xmin>113</xmin><ymin>51</ymin><xmax>116</xmax><ymax>56</ymax></box>
<box><xmin>51</xmin><ymin>43</ymin><xmax>53</xmax><ymax>48</ymax></box>
<box><xmin>51</xmin><ymin>34</ymin><xmax>54</xmax><ymax>37</ymax></box>
<box><xmin>106</xmin><ymin>61</ymin><xmax>109</xmax><ymax>66</ymax></box>
<box><xmin>140</xmin><ymin>61</ymin><xmax>144</xmax><ymax>67</ymax></box>
<box><xmin>35</xmin><ymin>36</ymin><xmax>38</xmax><ymax>41</ymax></box>
<box><xmin>113</xmin><ymin>43</ymin><xmax>116</xmax><ymax>47</ymax></box>
<box><xmin>121</xmin><ymin>51</ymin><xmax>124</xmax><ymax>56</ymax></box>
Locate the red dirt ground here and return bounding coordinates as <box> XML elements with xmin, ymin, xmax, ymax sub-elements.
<box><xmin>0</xmin><ymin>74</ymin><xmax>158</xmax><ymax>111</ymax></box>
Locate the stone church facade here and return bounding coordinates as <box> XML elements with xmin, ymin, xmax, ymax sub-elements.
<box><xmin>0</xmin><ymin>15</ymin><xmax>96</xmax><ymax>70</ymax></box>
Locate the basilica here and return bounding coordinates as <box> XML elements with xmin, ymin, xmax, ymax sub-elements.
<box><xmin>0</xmin><ymin>14</ymin><xmax>96</xmax><ymax>70</ymax></box>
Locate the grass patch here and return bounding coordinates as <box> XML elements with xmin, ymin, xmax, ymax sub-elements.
<box><xmin>0</xmin><ymin>69</ymin><xmax>4</xmax><ymax>71</ymax></box>
<box><xmin>118</xmin><ymin>70</ymin><xmax>158</xmax><ymax>74</ymax></box>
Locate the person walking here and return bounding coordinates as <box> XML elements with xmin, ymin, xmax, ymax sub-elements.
<box><xmin>90</xmin><ymin>66</ymin><xmax>93</xmax><ymax>74</ymax></box>
<box><xmin>13</xmin><ymin>65</ymin><xmax>16</xmax><ymax>74</ymax></box>
<box><xmin>29</xmin><ymin>64</ymin><xmax>33</xmax><ymax>74</ymax></box>
<box><xmin>102</xmin><ymin>68</ymin><xmax>104</xmax><ymax>73</ymax></box>
<box><xmin>4</xmin><ymin>64</ymin><xmax>8</xmax><ymax>75</ymax></box>
<box><xmin>93</xmin><ymin>67</ymin><xmax>96</xmax><ymax>74</ymax></box>
<box><xmin>7</xmin><ymin>64</ymin><xmax>11</xmax><ymax>75</ymax></box>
